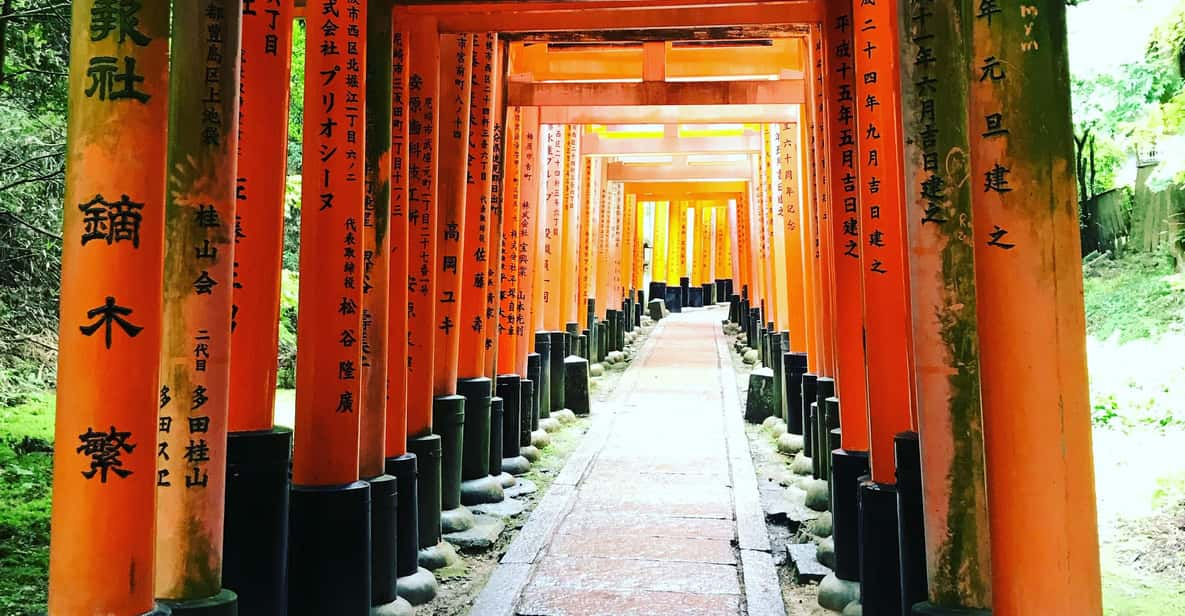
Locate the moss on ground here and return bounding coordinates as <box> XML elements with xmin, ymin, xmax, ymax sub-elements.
<box><xmin>1084</xmin><ymin>254</ymin><xmax>1185</xmax><ymax>343</ymax></box>
<box><xmin>0</xmin><ymin>393</ymin><xmax>54</xmax><ymax>615</ymax></box>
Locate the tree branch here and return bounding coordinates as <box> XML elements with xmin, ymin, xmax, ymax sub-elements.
<box><xmin>0</xmin><ymin>149</ymin><xmax>63</xmax><ymax>175</ymax></box>
<box><xmin>0</xmin><ymin>165</ymin><xmax>63</xmax><ymax>193</ymax></box>
<box><xmin>0</xmin><ymin>325</ymin><xmax>58</xmax><ymax>353</ymax></box>
<box><xmin>0</xmin><ymin>2</ymin><xmax>68</xmax><ymax>23</ymax></box>
<box><xmin>0</xmin><ymin>210</ymin><xmax>62</xmax><ymax>242</ymax></box>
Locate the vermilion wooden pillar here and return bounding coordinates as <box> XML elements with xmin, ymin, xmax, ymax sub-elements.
<box><xmin>515</xmin><ymin>108</ymin><xmax>542</xmax><ymax>377</ymax></box>
<box><xmin>402</xmin><ymin>18</ymin><xmax>452</xmax><ymax>570</ymax></box>
<box><xmin>632</xmin><ymin>194</ymin><xmax>646</xmax><ymax>300</ymax></box>
<box><xmin>483</xmin><ymin>38</ymin><xmax>510</xmax><ymax>381</ymax></box>
<box><xmin>223</xmin><ymin>3</ymin><xmax>295</xmax><ymax>612</ymax></box>
<box><xmin>385</xmin><ymin>23</ymin><xmax>436</xmax><ymax>608</ymax></box>
<box><xmin>767</xmin><ymin>127</ymin><xmax>790</xmax><ymax>331</ymax></box>
<box><xmin>154</xmin><ymin>2</ymin><xmax>242</xmax><ymax>611</ymax></box>
<box><xmin>457</xmin><ymin>32</ymin><xmax>506</xmax><ymax>508</ymax></box>
<box><xmin>777</xmin><ymin>123</ymin><xmax>809</xmax><ymax>352</ymax></box>
<box><xmin>560</xmin><ymin>127</ymin><xmax>582</xmax><ymax>330</ymax></box>
<box><xmin>497</xmin><ymin>108</ymin><xmax>524</xmax><ymax>377</ymax></box>
<box><xmin>652</xmin><ymin>200</ymin><xmax>671</xmax><ymax>287</ymax></box>
<box><xmin>797</xmin><ymin>119</ymin><xmax>821</xmax><ymax>374</ymax></box>
<box><xmin>901</xmin><ymin>2</ymin><xmax>993</xmax><ymax>612</ymax></box>
<box><xmin>807</xmin><ymin>30</ymin><xmax>838</xmax><ymax>379</ymax></box>
<box><xmin>971</xmin><ymin>4</ymin><xmax>1102</xmax><ymax>613</ymax></box>
<box><xmin>50</xmin><ymin>4</ymin><xmax>169</xmax><ymax>614</ymax></box>
<box><xmin>853</xmin><ymin>0</ymin><xmax>916</xmax><ymax>484</ymax></box>
<box><xmin>577</xmin><ymin>157</ymin><xmax>595</xmax><ymax>329</ymax></box>
<box><xmin>853</xmin><ymin>0</ymin><xmax>920</xmax><ymax>612</ymax></box>
<box><xmin>823</xmin><ymin>0</ymin><xmax>870</xmax><ymax>455</ymax></box>
<box><xmin>538</xmin><ymin>124</ymin><xmax>565</xmax><ymax>331</ymax></box>
<box><xmin>432</xmin><ymin>33</ymin><xmax>475</xmax><ymax>534</ymax></box>
<box><xmin>290</xmin><ymin>2</ymin><xmax>371</xmax><ymax>613</ymax></box>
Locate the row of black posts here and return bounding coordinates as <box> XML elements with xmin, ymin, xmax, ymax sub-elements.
<box><xmin>726</xmin><ymin>286</ymin><xmax>929</xmax><ymax>616</ymax></box>
<box><xmin>647</xmin><ymin>278</ymin><xmax>734</xmax><ymax>315</ymax></box>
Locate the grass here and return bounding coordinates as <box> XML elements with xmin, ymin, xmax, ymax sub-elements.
<box><xmin>1084</xmin><ymin>253</ymin><xmax>1185</xmax><ymax>342</ymax></box>
<box><xmin>0</xmin><ymin>393</ymin><xmax>54</xmax><ymax>615</ymax></box>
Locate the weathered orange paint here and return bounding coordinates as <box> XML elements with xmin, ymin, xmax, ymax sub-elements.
<box><xmin>386</xmin><ymin>28</ymin><xmax>411</xmax><ymax>458</ymax></box>
<box><xmin>577</xmin><ymin>157</ymin><xmax>596</xmax><ymax>327</ymax></box>
<box><xmin>777</xmin><ymin>123</ymin><xmax>809</xmax><ymax>353</ymax></box>
<box><xmin>807</xmin><ymin>28</ymin><xmax>838</xmax><ymax>378</ymax></box>
<box><xmin>537</xmin><ymin>124</ymin><xmax>565</xmax><ymax>330</ymax></box>
<box><xmin>404</xmin><ymin>21</ymin><xmax>440</xmax><ymax>438</ymax></box>
<box><xmin>559</xmin><ymin>126</ymin><xmax>581</xmax><ymax>327</ymax></box>
<box><xmin>292</xmin><ymin>0</ymin><xmax>368</xmax><ymax>487</ymax></box>
<box><xmin>229</xmin><ymin>0</ymin><xmax>293</xmax><ymax>433</ymax></box>
<box><xmin>459</xmin><ymin>33</ymin><xmax>496</xmax><ymax>379</ymax></box>
<box><xmin>854</xmin><ymin>0</ymin><xmax>916</xmax><ymax>483</ymax></box>
<box><xmin>822</xmin><ymin>0</ymin><xmax>869</xmax><ymax>452</ymax></box>
<box><xmin>483</xmin><ymin>38</ymin><xmax>509</xmax><ymax>380</ymax></box>
<box><xmin>515</xmin><ymin>108</ymin><xmax>542</xmax><ymax>374</ymax></box>
<box><xmin>50</xmin><ymin>3</ymin><xmax>169</xmax><ymax>613</ymax></box>
<box><xmin>431</xmin><ymin>34</ymin><xmax>474</xmax><ymax>395</ymax></box>
<box><xmin>155</xmin><ymin>1</ymin><xmax>243</xmax><ymax>598</ymax></box>
<box><xmin>360</xmin><ymin>1</ymin><xmax>395</xmax><ymax>480</ymax></box>
<box><xmin>497</xmin><ymin>108</ymin><xmax>523</xmax><ymax>376</ymax></box>
<box><xmin>970</xmin><ymin>3</ymin><xmax>1102</xmax><ymax>612</ymax></box>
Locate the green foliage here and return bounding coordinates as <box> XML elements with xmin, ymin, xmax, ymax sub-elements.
<box><xmin>0</xmin><ymin>394</ymin><xmax>54</xmax><ymax>615</ymax></box>
<box><xmin>0</xmin><ymin>0</ymin><xmax>70</xmax><ymax>406</ymax></box>
<box><xmin>277</xmin><ymin>269</ymin><xmax>299</xmax><ymax>389</ymax></box>
<box><xmin>288</xmin><ymin>20</ymin><xmax>305</xmax><ymax>174</ymax></box>
<box><xmin>1084</xmin><ymin>253</ymin><xmax>1185</xmax><ymax>342</ymax></box>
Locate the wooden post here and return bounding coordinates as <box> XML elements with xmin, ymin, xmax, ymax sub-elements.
<box><xmin>807</xmin><ymin>30</ymin><xmax>839</xmax><ymax>379</ymax></box>
<box><xmin>652</xmin><ymin>200</ymin><xmax>670</xmax><ymax>286</ymax></box>
<box><xmin>798</xmin><ymin>119</ymin><xmax>821</xmax><ymax>374</ymax></box>
<box><xmin>823</xmin><ymin>0</ymin><xmax>870</xmax><ymax>454</ymax></box>
<box><xmin>432</xmin><ymin>34</ymin><xmax>473</xmax><ymax>397</ymax></box>
<box><xmin>289</xmin><ymin>1</ymin><xmax>371</xmax><ymax>612</ymax></box>
<box><xmin>577</xmin><ymin>156</ymin><xmax>595</xmax><ymax>329</ymax></box>
<box><xmin>777</xmin><ymin>123</ymin><xmax>809</xmax><ymax>354</ymax></box>
<box><xmin>632</xmin><ymin>194</ymin><xmax>646</xmax><ymax>300</ymax></box>
<box><xmin>223</xmin><ymin>3</ymin><xmax>296</xmax><ymax>611</ymax></box>
<box><xmin>459</xmin><ymin>34</ymin><xmax>496</xmax><ymax>381</ymax></box>
<box><xmin>432</xmin><ymin>33</ymin><xmax>475</xmax><ymax>530</ymax></box>
<box><xmin>405</xmin><ymin>20</ymin><xmax>440</xmax><ymax>445</ymax></box>
<box><xmin>853</xmin><ymin>0</ymin><xmax>916</xmax><ymax>485</ymax></box>
<box><xmin>970</xmin><ymin>3</ymin><xmax>1102</xmax><ymax>612</ymax></box>
<box><xmin>50</xmin><ymin>3</ymin><xmax>170</xmax><ymax>614</ymax></box>
<box><xmin>483</xmin><ymin>37</ymin><xmax>509</xmax><ymax>381</ymax></box>
<box><xmin>900</xmin><ymin>1</ymin><xmax>993</xmax><ymax>611</ymax></box>
<box><xmin>515</xmin><ymin>108</ymin><xmax>542</xmax><ymax>377</ymax></box>
<box><xmin>538</xmin><ymin>124</ymin><xmax>565</xmax><ymax>331</ymax></box>
<box><xmin>497</xmin><ymin>108</ymin><xmax>523</xmax><ymax>377</ymax></box>
<box><xmin>560</xmin><ymin>127</ymin><xmax>582</xmax><ymax>330</ymax></box>
<box><xmin>386</xmin><ymin>28</ymin><xmax>410</xmax><ymax>462</ymax></box>
<box><xmin>154</xmin><ymin>1</ymin><xmax>242</xmax><ymax>608</ymax></box>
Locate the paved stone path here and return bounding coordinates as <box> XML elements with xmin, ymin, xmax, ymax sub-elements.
<box><xmin>473</xmin><ymin>307</ymin><xmax>784</xmax><ymax>616</ymax></box>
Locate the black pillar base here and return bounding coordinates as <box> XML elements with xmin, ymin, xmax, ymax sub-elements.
<box><xmin>913</xmin><ymin>603</ymin><xmax>991</xmax><ymax>615</ymax></box>
<box><xmin>384</xmin><ymin>454</ymin><xmax>420</xmax><ymax>579</ymax></box>
<box><xmin>142</xmin><ymin>604</ymin><xmax>173</xmax><ymax>615</ymax></box>
<box><xmin>288</xmin><ymin>481</ymin><xmax>371</xmax><ymax>616</ymax></box>
<box><xmin>365</xmin><ymin>473</ymin><xmax>399</xmax><ymax>607</ymax></box>
<box><xmin>525</xmin><ymin>354</ymin><xmax>542</xmax><ymax>432</ymax></box>
<box><xmin>814</xmin><ymin>377</ymin><xmax>836</xmax><ymax>479</ymax></box>
<box><xmin>158</xmin><ymin>590</ymin><xmax>237</xmax><ymax>616</ymax></box>
<box><xmin>689</xmin><ymin>286</ymin><xmax>704</xmax><ymax>307</ymax></box>
<box><xmin>533</xmin><ymin>334</ymin><xmax>553</xmax><ymax>419</ymax></box>
<box><xmin>548</xmin><ymin>331</ymin><xmax>568</xmax><ymax>414</ymax></box>
<box><xmin>432</xmin><ymin>395</ymin><xmax>467</xmax><ymax>513</ymax></box>
<box><xmin>859</xmin><ymin>481</ymin><xmax>903</xmax><ymax>616</ymax></box>
<box><xmin>665</xmin><ymin>286</ymin><xmax>683</xmax><ymax>313</ymax></box>
<box><xmin>769</xmin><ymin>334</ymin><xmax>784</xmax><ymax>418</ymax></box>
<box><xmin>489</xmin><ymin>396</ymin><xmax>504</xmax><ymax>478</ymax></box>
<box><xmin>782</xmin><ymin>352</ymin><xmax>808</xmax><ymax>434</ymax></box>
<box><xmin>457</xmin><ymin>378</ymin><xmax>502</xmax><ymax>506</ymax></box>
<box><xmin>406</xmin><ymin>435</ymin><xmax>442</xmax><ymax>549</ymax></box>
<box><xmin>801</xmin><ymin>373</ymin><xmax>818</xmax><ymax>457</ymax></box>
<box><xmin>519</xmin><ymin>377</ymin><xmax>536</xmax><ymax>447</ymax></box>
<box><xmin>830</xmin><ymin>449</ymin><xmax>869</xmax><ymax>582</ymax></box>
<box><xmin>565</xmin><ymin>355</ymin><xmax>591</xmax><ymax>416</ymax></box>
<box><xmin>648</xmin><ymin>281</ymin><xmax>667</xmax><ymax>310</ymax></box>
<box><xmin>495</xmin><ymin>374</ymin><xmax>522</xmax><ymax>457</ymax></box>
<box><xmin>223</xmin><ymin>427</ymin><xmax>291</xmax><ymax>616</ymax></box>
<box><xmin>896</xmin><ymin>432</ymin><xmax>928</xmax><ymax>615</ymax></box>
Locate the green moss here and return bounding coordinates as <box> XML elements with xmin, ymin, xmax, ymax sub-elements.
<box><xmin>1084</xmin><ymin>254</ymin><xmax>1185</xmax><ymax>343</ymax></box>
<box><xmin>0</xmin><ymin>393</ymin><xmax>54</xmax><ymax>615</ymax></box>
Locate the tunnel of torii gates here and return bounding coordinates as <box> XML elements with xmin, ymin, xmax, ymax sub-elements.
<box><xmin>52</xmin><ymin>1</ymin><xmax>1098</xmax><ymax>615</ymax></box>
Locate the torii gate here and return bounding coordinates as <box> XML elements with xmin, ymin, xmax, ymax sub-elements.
<box><xmin>52</xmin><ymin>2</ymin><xmax>1099</xmax><ymax>615</ymax></box>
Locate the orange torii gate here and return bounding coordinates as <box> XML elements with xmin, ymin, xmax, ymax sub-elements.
<box><xmin>50</xmin><ymin>2</ymin><xmax>1102</xmax><ymax>615</ymax></box>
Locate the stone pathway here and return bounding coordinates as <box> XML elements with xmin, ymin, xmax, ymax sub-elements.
<box><xmin>472</xmin><ymin>306</ymin><xmax>784</xmax><ymax>616</ymax></box>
